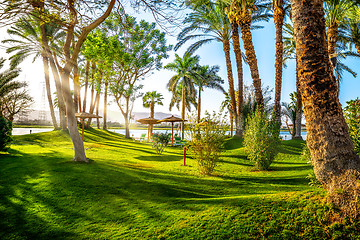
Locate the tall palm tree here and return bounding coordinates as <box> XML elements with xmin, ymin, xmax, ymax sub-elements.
<box><xmin>143</xmin><ymin>91</ymin><xmax>164</xmax><ymax>137</ymax></box>
<box><xmin>291</xmin><ymin>0</ymin><xmax>360</xmax><ymax>217</ymax></box>
<box><xmin>338</xmin><ymin>5</ymin><xmax>360</xmax><ymax>55</ymax></box>
<box><xmin>283</xmin><ymin>23</ymin><xmax>303</xmax><ymax>139</ymax></box>
<box><xmin>195</xmin><ymin>65</ymin><xmax>225</xmax><ymax>123</ymax></box>
<box><xmin>3</xmin><ymin>18</ymin><xmax>61</xmax><ymax>129</ymax></box>
<box><xmin>227</xmin><ymin>0</ymin><xmax>271</xmax><ymax>109</ymax></box>
<box><xmin>165</xmin><ymin>53</ymin><xmax>198</xmax><ymax>139</ymax></box>
<box><xmin>175</xmin><ymin>1</ymin><xmax>239</xmax><ymax>134</ymax></box>
<box><xmin>272</xmin><ymin>0</ymin><xmax>288</xmax><ymax>124</ymax></box>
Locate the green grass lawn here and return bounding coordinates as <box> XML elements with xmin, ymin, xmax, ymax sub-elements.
<box><xmin>1</xmin><ymin>129</ymin><xmax>359</xmax><ymax>239</ymax></box>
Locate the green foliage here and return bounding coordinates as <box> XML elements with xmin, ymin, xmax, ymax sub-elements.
<box><xmin>152</xmin><ymin>132</ymin><xmax>170</xmax><ymax>154</ymax></box>
<box><xmin>344</xmin><ymin>98</ymin><xmax>360</xmax><ymax>156</ymax></box>
<box><xmin>301</xmin><ymin>144</ymin><xmax>312</xmax><ymax>164</ymax></box>
<box><xmin>187</xmin><ymin>111</ymin><xmax>229</xmax><ymax>175</ymax></box>
<box><xmin>0</xmin><ymin>116</ymin><xmax>12</xmax><ymax>151</ymax></box>
<box><xmin>243</xmin><ymin>108</ymin><xmax>280</xmax><ymax>170</ymax></box>
<box><xmin>2</xmin><ymin>130</ymin><xmax>360</xmax><ymax>239</ymax></box>
<box><xmin>302</xmin><ymin>144</ymin><xmax>322</xmax><ymax>188</ymax></box>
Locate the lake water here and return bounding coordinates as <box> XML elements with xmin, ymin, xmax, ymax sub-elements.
<box><xmin>12</xmin><ymin>127</ymin><xmax>307</xmax><ymax>140</ymax></box>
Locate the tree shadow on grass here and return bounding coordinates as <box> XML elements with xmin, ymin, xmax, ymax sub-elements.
<box><xmin>134</xmin><ymin>155</ymin><xmax>181</xmax><ymax>162</ymax></box>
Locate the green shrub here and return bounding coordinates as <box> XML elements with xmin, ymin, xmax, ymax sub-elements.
<box><xmin>243</xmin><ymin>108</ymin><xmax>280</xmax><ymax>170</ymax></box>
<box><xmin>187</xmin><ymin>112</ymin><xmax>229</xmax><ymax>175</ymax></box>
<box><xmin>0</xmin><ymin>116</ymin><xmax>12</xmax><ymax>151</ymax></box>
<box><xmin>343</xmin><ymin>98</ymin><xmax>360</xmax><ymax>156</ymax></box>
<box><xmin>152</xmin><ymin>132</ymin><xmax>170</xmax><ymax>154</ymax></box>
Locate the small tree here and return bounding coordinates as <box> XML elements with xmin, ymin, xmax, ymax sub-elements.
<box><xmin>187</xmin><ymin>111</ymin><xmax>229</xmax><ymax>175</ymax></box>
<box><xmin>243</xmin><ymin>108</ymin><xmax>280</xmax><ymax>170</ymax></box>
<box><xmin>152</xmin><ymin>132</ymin><xmax>169</xmax><ymax>154</ymax></box>
<box><xmin>0</xmin><ymin>116</ymin><xmax>12</xmax><ymax>151</ymax></box>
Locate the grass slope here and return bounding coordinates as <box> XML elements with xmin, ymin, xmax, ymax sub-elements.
<box><xmin>0</xmin><ymin>129</ymin><xmax>359</xmax><ymax>239</ymax></box>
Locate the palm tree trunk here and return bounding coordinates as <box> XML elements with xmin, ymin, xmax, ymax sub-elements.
<box><xmin>103</xmin><ymin>81</ymin><xmax>108</xmax><ymax>130</ymax></box>
<box><xmin>355</xmin><ymin>43</ymin><xmax>360</xmax><ymax>56</ymax></box>
<box><xmin>181</xmin><ymin>85</ymin><xmax>186</xmax><ymax>139</ymax></box>
<box><xmin>150</xmin><ymin>101</ymin><xmax>155</xmax><ymax>137</ymax></box>
<box><xmin>238</xmin><ymin>11</ymin><xmax>264</xmax><ymax>109</ymax></box>
<box><xmin>294</xmin><ymin>56</ymin><xmax>303</xmax><ymax>140</ymax></box>
<box><xmin>274</xmin><ymin>6</ymin><xmax>285</xmax><ymax>124</ymax></box>
<box><xmin>82</xmin><ymin>60</ymin><xmax>90</xmax><ymax>112</ymax></box>
<box><xmin>231</xmin><ymin>22</ymin><xmax>244</xmax><ymax>137</ymax></box>
<box><xmin>291</xmin><ymin>0</ymin><xmax>360</xmax><ymax>218</ymax></box>
<box><xmin>222</xmin><ymin>39</ymin><xmax>237</xmax><ymax>126</ymax></box>
<box><xmin>49</xmin><ymin>54</ymin><xmax>67</xmax><ymax>131</ymax></box>
<box><xmin>230</xmin><ymin>113</ymin><xmax>233</xmax><ymax>137</ymax></box>
<box><xmin>42</xmin><ymin>54</ymin><xmax>58</xmax><ymax>129</ymax></box>
<box><xmin>197</xmin><ymin>86</ymin><xmax>202</xmax><ymax>123</ymax></box>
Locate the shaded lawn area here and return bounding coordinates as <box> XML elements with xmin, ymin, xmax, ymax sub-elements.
<box><xmin>0</xmin><ymin>129</ymin><xmax>359</xmax><ymax>239</ymax></box>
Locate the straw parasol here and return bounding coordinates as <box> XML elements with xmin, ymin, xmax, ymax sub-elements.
<box><xmin>136</xmin><ymin>117</ymin><xmax>160</xmax><ymax>141</ymax></box>
<box><xmin>159</xmin><ymin>115</ymin><xmax>186</xmax><ymax>145</ymax></box>
<box><xmin>75</xmin><ymin>112</ymin><xmax>102</xmax><ymax>141</ymax></box>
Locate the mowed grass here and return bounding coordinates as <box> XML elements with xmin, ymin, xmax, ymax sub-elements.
<box><xmin>1</xmin><ymin>129</ymin><xmax>359</xmax><ymax>239</ymax></box>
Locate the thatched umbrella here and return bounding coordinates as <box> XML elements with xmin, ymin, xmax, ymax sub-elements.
<box><xmin>75</xmin><ymin>112</ymin><xmax>102</xmax><ymax>141</ymax></box>
<box><xmin>159</xmin><ymin>115</ymin><xmax>186</xmax><ymax>145</ymax></box>
<box><xmin>136</xmin><ymin>117</ymin><xmax>160</xmax><ymax>141</ymax></box>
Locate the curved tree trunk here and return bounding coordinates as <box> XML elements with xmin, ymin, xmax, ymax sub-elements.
<box><xmin>238</xmin><ymin>11</ymin><xmax>264</xmax><ymax>109</ymax></box>
<box><xmin>291</xmin><ymin>0</ymin><xmax>360</xmax><ymax>218</ymax></box>
<box><xmin>96</xmin><ymin>93</ymin><xmax>100</xmax><ymax>129</ymax></box>
<box><xmin>294</xmin><ymin>56</ymin><xmax>303</xmax><ymax>140</ymax></box>
<box><xmin>222</xmin><ymin>39</ymin><xmax>237</xmax><ymax>127</ymax></box>
<box><xmin>61</xmin><ymin>63</ymin><xmax>87</xmax><ymax>162</ymax></box>
<box><xmin>42</xmin><ymin>54</ymin><xmax>58</xmax><ymax>129</ymax></box>
<box><xmin>231</xmin><ymin>22</ymin><xmax>244</xmax><ymax>137</ymax></box>
<box><xmin>103</xmin><ymin>81</ymin><xmax>108</xmax><ymax>130</ymax></box>
<box><xmin>274</xmin><ymin>6</ymin><xmax>285</xmax><ymax>124</ymax></box>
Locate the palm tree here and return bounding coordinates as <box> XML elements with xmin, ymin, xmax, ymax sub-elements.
<box><xmin>338</xmin><ymin>5</ymin><xmax>360</xmax><ymax>55</ymax></box>
<box><xmin>220</xmin><ymin>92</ymin><xmax>234</xmax><ymax>136</ymax></box>
<box><xmin>165</xmin><ymin>53</ymin><xmax>198</xmax><ymax>139</ymax></box>
<box><xmin>283</xmin><ymin>23</ymin><xmax>303</xmax><ymax>139</ymax></box>
<box><xmin>194</xmin><ymin>65</ymin><xmax>225</xmax><ymax>123</ymax></box>
<box><xmin>175</xmin><ymin>1</ymin><xmax>239</xmax><ymax>134</ymax></box>
<box><xmin>3</xmin><ymin>18</ymin><xmax>60</xmax><ymax>129</ymax></box>
<box><xmin>291</xmin><ymin>0</ymin><xmax>360</xmax><ymax>217</ymax></box>
<box><xmin>0</xmin><ymin>58</ymin><xmax>32</xmax><ymax>121</ymax></box>
<box><xmin>272</xmin><ymin>0</ymin><xmax>288</xmax><ymax>124</ymax></box>
<box><xmin>142</xmin><ymin>91</ymin><xmax>164</xmax><ymax>137</ymax></box>
<box><xmin>227</xmin><ymin>0</ymin><xmax>271</xmax><ymax>109</ymax></box>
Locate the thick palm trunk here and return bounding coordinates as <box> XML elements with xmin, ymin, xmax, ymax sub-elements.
<box><xmin>291</xmin><ymin>0</ymin><xmax>360</xmax><ymax>217</ymax></box>
<box><xmin>181</xmin><ymin>85</ymin><xmax>186</xmax><ymax>139</ymax></box>
<box><xmin>103</xmin><ymin>81</ymin><xmax>108</xmax><ymax>130</ymax></box>
<box><xmin>42</xmin><ymin>55</ymin><xmax>58</xmax><ymax>129</ymax></box>
<box><xmin>274</xmin><ymin>7</ymin><xmax>285</xmax><ymax>124</ymax></box>
<box><xmin>231</xmin><ymin>22</ymin><xmax>243</xmax><ymax>137</ymax></box>
<box><xmin>294</xmin><ymin>56</ymin><xmax>303</xmax><ymax>140</ymax></box>
<box><xmin>355</xmin><ymin>44</ymin><xmax>360</xmax><ymax>56</ymax></box>
<box><xmin>230</xmin><ymin>113</ymin><xmax>233</xmax><ymax>137</ymax></box>
<box><xmin>149</xmin><ymin>101</ymin><xmax>155</xmax><ymax>137</ymax></box>
<box><xmin>82</xmin><ymin>60</ymin><xmax>90</xmax><ymax>112</ymax></box>
<box><xmin>238</xmin><ymin>11</ymin><xmax>264</xmax><ymax>109</ymax></box>
<box><xmin>222</xmin><ymin>39</ymin><xmax>237</xmax><ymax>128</ymax></box>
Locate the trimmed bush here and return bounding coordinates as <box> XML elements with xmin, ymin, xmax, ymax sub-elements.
<box><xmin>187</xmin><ymin>112</ymin><xmax>229</xmax><ymax>175</ymax></box>
<box><xmin>152</xmin><ymin>132</ymin><xmax>170</xmax><ymax>154</ymax></box>
<box><xmin>243</xmin><ymin>108</ymin><xmax>280</xmax><ymax>170</ymax></box>
<box><xmin>0</xmin><ymin>116</ymin><xmax>12</xmax><ymax>151</ymax></box>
